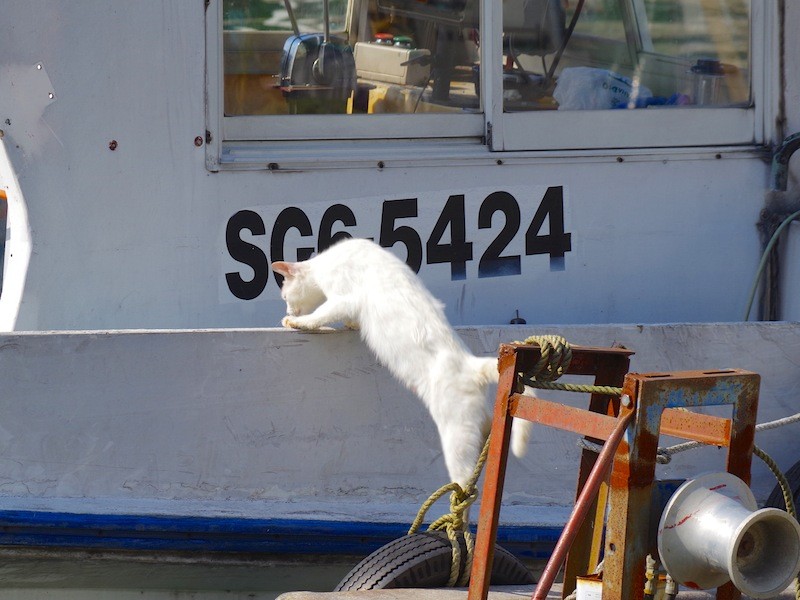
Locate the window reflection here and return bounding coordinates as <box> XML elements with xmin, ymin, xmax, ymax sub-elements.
<box><xmin>505</xmin><ymin>0</ymin><xmax>750</xmax><ymax>112</ymax></box>
<box><xmin>223</xmin><ymin>0</ymin><xmax>482</xmax><ymax>115</ymax></box>
<box><xmin>222</xmin><ymin>0</ymin><xmax>751</xmax><ymax>117</ymax></box>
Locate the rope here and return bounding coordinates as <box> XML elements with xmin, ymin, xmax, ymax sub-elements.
<box><xmin>522</xmin><ymin>380</ymin><xmax>624</xmax><ymax>396</ymax></box>
<box><xmin>408</xmin><ymin>435</ymin><xmax>491</xmax><ymax>587</ymax></box>
<box><xmin>516</xmin><ymin>335</ymin><xmax>623</xmax><ymax>397</ymax></box>
<box><xmin>517</xmin><ymin>335</ymin><xmax>573</xmax><ymax>382</ymax></box>
<box><xmin>753</xmin><ymin>411</ymin><xmax>800</xmax><ymax>433</ymax></box>
<box><xmin>754</xmin><ymin>445</ymin><xmax>797</xmax><ymax>518</ymax></box>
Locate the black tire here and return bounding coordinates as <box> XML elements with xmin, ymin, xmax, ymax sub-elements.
<box><xmin>765</xmin><ymin>458</ymin><xmax>800</xmax><ymax>512</ymax></box>
<box><xmin>334</xmin><ymin>532</ymin><xmax>535</xmax><ymax>591</ymax></box>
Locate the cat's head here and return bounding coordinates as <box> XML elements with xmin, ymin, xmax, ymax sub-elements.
<box><xmin>271</xmin><ymin>261</ymin><xmax>326</xmax><ymax>317</ymax></box>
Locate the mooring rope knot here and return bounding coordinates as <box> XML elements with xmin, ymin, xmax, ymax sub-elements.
<box><xmin>516</xmin><ymin>335</ymin><xmax>574</xmax><ymax>383</ymax></box>
<box><xmin>408</xmin><ymin>434</ymin><xmax>491</xmax><ymax>586</ymax></box>
<box><xmin>516</xmin><ymin>336</ymin><xmax>624</xmax><ymax>396</ymax></box>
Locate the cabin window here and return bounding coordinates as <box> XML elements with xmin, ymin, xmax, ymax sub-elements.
<box><xmin>222</xmin><ymin>0</ymin><xmax>484</xmax><ymax>116</ymax></box>
<box><xmin>491</xmin><ymin>0</ymin><xmax>759</xmax><ymax>150</ymax></box>
<box><xmin>223</xmin><ymin>0</ymin><xmax>480</xmax><ymax>115</ymax></box>
<box><xmin>208</xmin><ymin>0</ymin><xmax>769</xmax><ymax>161</ymax></box>
<box><xmin>502</xmin><ymin>0</ymin><xmax>750</xmax><ymax>113</ymax></box>
<box><xmin>213</xmin><ymin>0</ymin><xmax>484</xmax><ymax>146</ymax></box>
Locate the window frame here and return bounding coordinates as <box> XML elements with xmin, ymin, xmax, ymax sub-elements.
<box><xmin>489</xmin><ymin>0</ymin><xmax>773</xmax><ymax>151</ymax></box>
<box><xmin>205</xmin><ymin>0</ymin><xmax>778</xmax><ymax>169</ymax></box>
<box><xmin>206</xmin><ymin>0</ymin><xmax>484</xmax><ymax>155</ymax></box>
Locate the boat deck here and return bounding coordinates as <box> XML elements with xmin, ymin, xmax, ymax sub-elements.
<box><xmin>278</xmin><ymin>583</ymin><xmax>800</xmax><ymax>600</ymax></box>
<box><xmin>280</xmin><ymin>586</ymin><xmax>560</xmax><ymax>600</ymax></box>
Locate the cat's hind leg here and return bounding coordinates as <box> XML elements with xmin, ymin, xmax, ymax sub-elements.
<box><xmin>435</xmin><ymin>418</ymin><xmax>489</xmax><ymax>526</ymax></box>
<box><xmin>437</xmin><ymin>419</ymin><xmax>489</xmax><ymax>491</ymax></box>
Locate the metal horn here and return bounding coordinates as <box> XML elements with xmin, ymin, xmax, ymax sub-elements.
<box><xmin>658</xmin><ymin>472</ymin><xmax>800</xmax><ymax>599</ymax></box>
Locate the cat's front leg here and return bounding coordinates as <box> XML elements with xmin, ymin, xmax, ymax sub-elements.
<box><xmin>281</xmin><ymin>298</ymin><xmax>351</xmax><ymax>331</ymax></box>
<box><xmin>281</xmin><ymin>314</ymin><xmax>333</xmax><ymax>331</ymax></box>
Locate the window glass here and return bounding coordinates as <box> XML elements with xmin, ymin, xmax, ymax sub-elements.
<box><xmin>501</xmin><ymin>0</ymin><xmax>751</xmax><ymax>112</ymax></box>
<box><xmin>222</xmin><ymin>0</ymin><xmax>482</xmax><ymax>115</ymax></box>
<box><xmin>216</xmin><ymin>0</ymin><xmax>758</xmax><ymax>153</ymax></box>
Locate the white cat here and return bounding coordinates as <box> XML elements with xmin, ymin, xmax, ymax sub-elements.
<box><xmin>272</xmin><ymin>237</ymin><xmax>531</xmax><ymax>489</ymax></box>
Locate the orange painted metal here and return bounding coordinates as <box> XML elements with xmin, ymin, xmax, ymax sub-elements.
<box><xmin>467</xmin><ymin>343</ymin><xmax>632</xmax><ymax>600</ymax></box>
<box><xmin>509</xmin><ymin>394</ymin><xmax>621</xmax><ymax>441</ymax></box>
<box><xmin>467</xmin><ymin>343</ymin><xmax>760</xmax><ymax>600</ymax></box>
<box><xmin>563</xmin><ymin>346</ymin><xmax>632</xmax><ymax>592</ymax></box>
<box><xmin>467</xmin><ymin>349</ymin><xmax>519</xmax><ymax>600</ymax></box>
<box><xmin>660</xmin><ymin>407</ymin><xmax>732</xmax><ymax>446</ymax></box>
<box><xmin>593</xmin><ymin>370</ymin><xmax>759</xmax><ymax>600</ymax></box>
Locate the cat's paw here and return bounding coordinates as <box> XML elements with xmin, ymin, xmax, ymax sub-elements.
<box><xmin>282</xmin><ymin>315</ymin><xmax>302</xmax><ymax>329</ymax></box>
<box><xmin>282</xmin><ymin>316</ymin><xmax>319</xmax><ymax>331</ymax></box>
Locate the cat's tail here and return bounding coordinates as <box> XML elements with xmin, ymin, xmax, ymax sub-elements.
<box><xmin>510</xmin><ymin>417</ymin><xmax>532</xmax><ymax>459</ymax></box>
<box><xmin>476</xmin><ymin>357</ymin><xmax>532</xmax><ymax>460</ymax></box>
<box><xmin>476</xmin><ymin>356</ymin><xmax>501</xmax><ymax>387</ymax></box>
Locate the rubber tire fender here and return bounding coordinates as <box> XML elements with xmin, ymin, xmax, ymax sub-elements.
<box><xmin>334</xmin><ymin>531</ymin><xmax>535</xmax><ymax>591</ymax></box>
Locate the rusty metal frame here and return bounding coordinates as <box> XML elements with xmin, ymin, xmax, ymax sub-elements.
<box><xmin>467</xmin><ymin>343</ymin><xmax>760</xmax><ymax>600</ymax></box>
<box><xmin>602</xmin><ymin>369</ymin><xmax>759</xmax><ymax>600</ymax></box>
<box><xmin>468</xmin><ymin>343</ymin><xmax>632</xmax><ymax>600</ymax></box>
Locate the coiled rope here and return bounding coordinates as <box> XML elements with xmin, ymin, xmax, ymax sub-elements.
<box><xmin>518</xmin><ymin>335</ymin><xmax>574</xmax><ymax>383</ymax></box>
<box><xmin>516</xmin><ymin>335</ymin><xmax>623</xmax><ymax>397</ymax></box>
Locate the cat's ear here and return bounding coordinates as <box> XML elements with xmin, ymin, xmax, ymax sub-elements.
<box><xmin>271</xmin><ymin>261</ymin><xmax>298</xmax><ymax>278</ymax></box>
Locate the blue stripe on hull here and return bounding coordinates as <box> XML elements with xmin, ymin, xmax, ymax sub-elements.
<box><xmin>0</xmin><ymin>510</ymin><xmax>559</xmax><ymax>559</ymax></box>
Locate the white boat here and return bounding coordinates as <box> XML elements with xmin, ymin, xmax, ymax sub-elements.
<box><xmin>0</xmin><ymin>1</ymin><xmax>799</xmax><ymax>598</ymax></box>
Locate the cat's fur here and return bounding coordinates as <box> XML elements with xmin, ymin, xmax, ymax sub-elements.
<box><xmin>272</xmin><ymin>238</ymin><xmax>531</xmax><ymax>488</ymax></box>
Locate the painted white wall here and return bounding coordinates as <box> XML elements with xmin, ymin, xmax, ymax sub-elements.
<box><xmin>0</xmin><ymin>323</ymin><xmax>796</xmax><ymax>524</ymax></box>
<box><xmin>0</xmin><ymin>1</ymin><xmax>773</xmax><ymax>331</ymax></box>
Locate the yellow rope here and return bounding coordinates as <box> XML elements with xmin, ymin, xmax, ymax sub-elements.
<box><xmin>408</xmin><ymin>435</ymin><xmax>490</xmax><ymax>586</ymax></box>
<box><xmin>517</xmin><ymin>335</ymin><xmax>623</xmax><ymax>396</ymax></box>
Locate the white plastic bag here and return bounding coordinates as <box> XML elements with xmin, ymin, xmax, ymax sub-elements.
<box><xmin>553</xmin><ymin>67</ymin><xmax>653</xmax><ymax>110</ymax></box>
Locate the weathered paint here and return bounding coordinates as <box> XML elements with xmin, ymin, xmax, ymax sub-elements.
<box><xmin>0</xmin><ymin>323</ymin><xmax>795</xmax><ymax>516</ymax></box>
<box><xmin>470</xmin><ymin>342</ymin><xmax>633</xmax><ymax>600</ymax></box>
<box><xmin>0</xmin><ymin>2</ymin><xmax>792</xmax><ymax>331</ymax></box>
<box><xmin>602</xmin><ymin>371</ymin><xmax>759</xmax><ymax>600</ymax></box>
